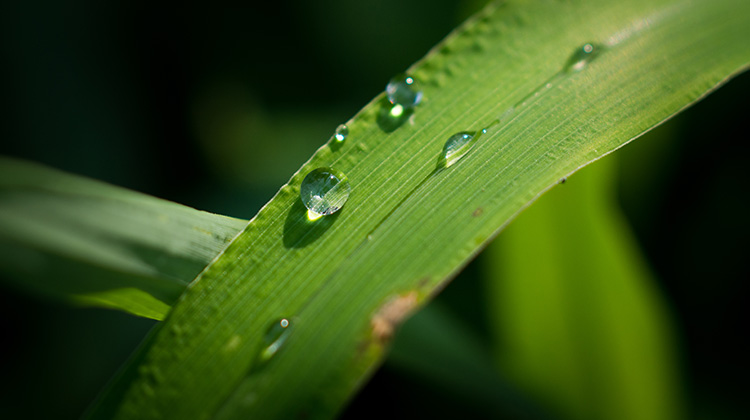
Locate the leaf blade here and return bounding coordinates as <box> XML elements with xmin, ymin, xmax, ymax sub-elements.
<box><xmin>87</xmin><ymin>0</ymin><xmax>750</xmax><ymax>418</ymax></box>
<box><xmin>484</xmin><ymin>155</ymin><xmax>683</xmax><ymax>420</ymax></box>
<box><xmin>0</xmin><ymin>157</ymin><xmax>247</xmax><ymax>320</ymax></box>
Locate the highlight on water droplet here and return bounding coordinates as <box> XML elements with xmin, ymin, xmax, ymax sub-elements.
<box><xmin>438</xmin><ymin>131</ymin><xmax>478</xmax><ymax>169</ymax></box>
<box><xmin>334</xmin><ymin>124</ymin><xmax>348</xmax><ymax>142</ymax></box>
<box><xmin>564</xmin><ymin>42</ymin><xmax>602</xmax><ymax>72</ymax></box>
<box><xmin>300</xmin><ymin>167</ymin><xmax>351</xmax><ymax>218</ymax></box>
<box><xmin>386</xmin><ymin>74</ymin><xmax>423</xmax><ymax>109</ymax></box>
<box><xmin>256</xmin><ymin>318</ymin><xmax>292</xmax><ymax>366</ymax></box>
<box><xmin>390</xmin><ymin>104</ymin><xmax>405</xmax><ymax>118</ymax></box>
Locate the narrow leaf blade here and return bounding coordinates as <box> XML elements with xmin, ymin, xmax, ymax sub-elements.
<box><xmin>87</xmin><ymin>0</ymin><xmax>750</xmax><ymax>418</ymax></box>
<box><xmin>0</xmin><ymin>157</ymin><xmax>247</xmax><ymax>320</ymax></box>
<box><xmin>485</xmin><ymin>156</ymin><xmax>683</xmax><ymax>420</ymax></box>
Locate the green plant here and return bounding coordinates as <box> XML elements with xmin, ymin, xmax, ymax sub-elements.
<box><xmin>1</xmin><ymin>0</ymin><xmax>748</xmax><ymax>419</ymax></box>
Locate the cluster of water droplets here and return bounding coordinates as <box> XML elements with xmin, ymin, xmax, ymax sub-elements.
<box><xmin>260</xmin><ymin>42</ymin><xmax>604</xmax><ymax>365</ymax></box>
<box><xmin>298</xmin><ymin>72</ymin><xmax>426</xmax><ymax>218</ymax></box>
<box><xmin>297</xmin><ymin>42</ymin><xmax>602</xmax><ymax>220</ymax></box>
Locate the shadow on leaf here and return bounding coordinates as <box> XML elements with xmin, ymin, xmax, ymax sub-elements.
<box><xmin>282</xmin><ymin>199</ymin><xmax>341</xmax><ymax>248</ymax></box>
<box><xmin>376</xmin><ymin>97</ymin><xmax>414</xmax><ymax>133</ymax></box>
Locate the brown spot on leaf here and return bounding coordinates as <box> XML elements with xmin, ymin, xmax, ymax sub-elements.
<box><xmin>371</xmin><ymin>291</ymin><xmax>418</xmax><ymax>343</ymax></box>
<box><xmin>472</xmin><ymin>207</ymin><xmax>484</xmax><ymax>217</ymax></box>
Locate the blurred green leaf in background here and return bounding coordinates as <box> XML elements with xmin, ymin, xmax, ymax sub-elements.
<box><xmin>0</xmin><ymin>157</ymin><xmax>246</xmax><ymax>320</ymax></box>
<box><xmin>485</xmin><ymin>155</ymin><xmax>682</xmax><ymax>420</ymax></box>
<box><xmin>0</xmin><ymin>0</ymin><xmax>748</xmax><ymax>419</ymax></box>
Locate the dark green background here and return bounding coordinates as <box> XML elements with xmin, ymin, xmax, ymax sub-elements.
<box><xmin>1</xmin><ymin>0</ymin><xmax>747</xmax><ymax>418</ymax></box>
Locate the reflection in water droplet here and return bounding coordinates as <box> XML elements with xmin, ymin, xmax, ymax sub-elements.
<box><xmin>377</xmin><ymin>98</ymin><xmax>413</xmax><ymax>133</ymax></box>
<box><xmin>256</xmin><ymin>318</ymin><xmax>292</xmax><ymax>365</ymax></box>
<box><xmin>438</xmin><ymin>131</ymin><xmax>478</xmax><ymax>169</ymax></box>
<box><xmin>565</xmin><ymin>42</ymin><xmax>602</xmax><ymax>72</ymax></box>
<box><xmin>300</xmin><ymin>167</ymin><xmax>351</xmax><ymax>217</ymax></box>
<box><xmin>390</xmin><ymin>104</ymin><xmax>405</xmax><ymax>117</ymax></box>
<box><xmin>386</xmin><ymin>74</ymin><xmax>423</xmax><ymax>109</ymax></box>
<box><xmin>334</xmin><ymin>124</ymin><xmax>348</xmax><ymax>142</ymax></box>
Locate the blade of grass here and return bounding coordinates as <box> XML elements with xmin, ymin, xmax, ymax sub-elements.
<box><xmin>484</xmin><ymin>155</ymin><xmax>682</xmax><ymax>420</ymax></box>
<box><xmin>86</xmin><ymin>0</ymin><xmax>749</xmax><ymax>418</ymax></box>
<box><xmin>0</xmin><ymin>157</ymin><xmax>247</xmax><ymax>320</ymax></box>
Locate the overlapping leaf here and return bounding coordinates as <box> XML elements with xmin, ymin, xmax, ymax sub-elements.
<box><xmin>79</xmin><ymin>0</ymin><xmax>750</xmax><ymax>418</ymax></box>
<box><xmin>0</xmin><ymin>157</ymin><xmax>246</xmax><ymax>320</ymax></box>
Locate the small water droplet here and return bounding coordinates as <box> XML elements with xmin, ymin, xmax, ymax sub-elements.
<box><xmin>565</xmin><ymin>42</ymin><xmax>602</xmax><ymax>72</ymax></box>
<box><xmin>300</xmin><ymin>167</ymin><xmax>351</xmax><ymax>217</ymax></box>
<box><xmin>438</xmin><ymin>131</ymin><xmax>478</xmax><ymax>169</ymax></box>
<box><xmin>256</xmin><ymin>318</ymin><xmax>292</xmax><ymax>366</ymax></box>
<box><xmin>386</xmin><ymin>74</ymin><xmax>423</xmax><ymax>109</ymax></box>
<box><xmin>334</xmin><ymin>124</ymin><xmax>348</xmax><ymax>142</ymax></box>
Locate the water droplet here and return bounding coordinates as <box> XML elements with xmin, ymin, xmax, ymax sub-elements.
<box><xmin>300</xmin><ymin>167</ymin><xmax>351</xmax><ymax>217</ymax></box>
<box><xmin>438</xmin><ymin>131</ymin><xmax>478</xmax><ymax>169</ymax></box>
<box><xmin>256</xmin><ymin>318</ymin><xmax>292</xmax><ymax>365</ymax></box>
<box><xmin>334</xmin><ymin>124</ymin><xmax>348</xmax><ymax>142</ymax></box>
<box><xmin>386</xmin><ymin>74</ymin><xmax>423</xmax><ymax>109</ymax></box>
<box><xmin>564</xmin><ymin>43</ymin><xmax>602</xmax><ymax>72</ymax></box>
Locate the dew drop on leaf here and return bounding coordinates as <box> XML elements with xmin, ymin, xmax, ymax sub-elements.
<box><xmin>334</xmin><ymin>124</ymin><xmax>349</xmax><ymax>142</ymax></box>
<box><xmin>256</xmin><ymin>318</ymin><xmax>292</xmax><ymax>366</ymax></box>
<box><xmin>300</xmin><ymin>167</ymin><xmax>351</xmax><ymax>217</ymax></box>
<box><xmin>438</xmin><ymin>131</ymin><xmax>478</xmax><ymax>168</ymax></box>
<box><xmin>386</xmin><ymin>74</ymin><xmax>423</xmax><ymax>108</ymax></box>
<box><xmin>564</xmin><ymin>42</ymin><xmax>602</xmax><ymax>72</ymax></box>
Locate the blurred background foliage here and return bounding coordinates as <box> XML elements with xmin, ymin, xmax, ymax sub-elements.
<box><xmin>0</xmin><ymin>0</ymin><xmax>747</xmax><ymax>419</ymax></box>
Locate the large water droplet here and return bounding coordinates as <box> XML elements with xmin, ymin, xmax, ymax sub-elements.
<box><xmin>256</xmin><ymin>318</ymin><xmax>292</xmax><ymax>365</ymax></box>
<box><xmin>564</xmin><ymin>43</ymin><xmax>602</xmax><ymax>72</ymax></box>
<box><xmin>386</xmin><ymin>74</ymin><xmax>423</xmax><ymax>108</ymax></box>
<box><xmin>438</xmin><ymin>131</ymin><xmax>478</xmax><ymax>168</ymax></box>
<box><xmin>300</xmin><ymin>167</ymin><xmax>351</xmax><ymax>218</ymax></box>
<box><xmin>334</xmin><ymin>124</ymin><xmax>348</xmax><ymax>142</ymax></box>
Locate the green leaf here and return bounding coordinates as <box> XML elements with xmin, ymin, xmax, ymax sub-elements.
<box><xmin>483</xmin><ymin>155</ymin><xmax>682</xmax><ymax>420</ymax></box>
<box><xmin>87</xmin><ymin>0</ymin><xmax>750</xmax><ymax>418</ymax></box>
<box><xmin>0</xmin><ymin>157</ymin><xmax>247</xmax><ymax>320</ymax></box>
